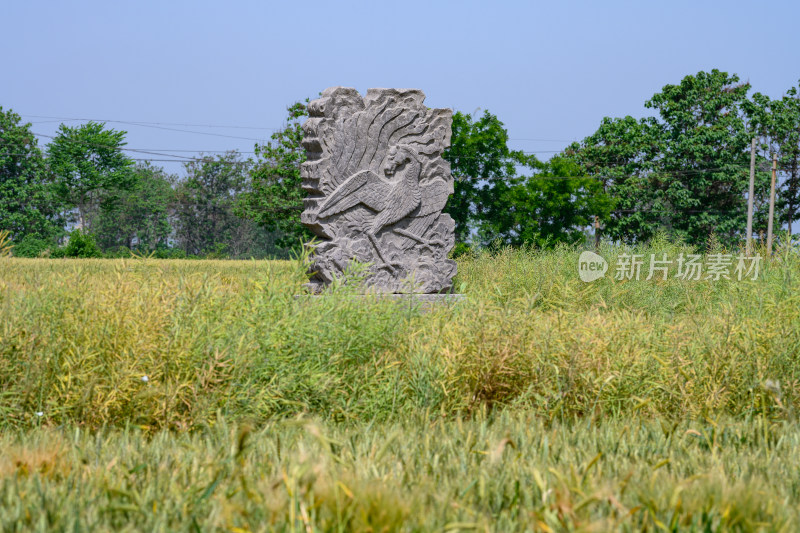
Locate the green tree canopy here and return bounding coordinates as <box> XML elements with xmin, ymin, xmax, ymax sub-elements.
<box><xmin>565</xmin><ymin>115</ymin><xmax>661</xmax><ymax>243</ymax></box>
<box><xmin>646</xmin><ymin>70</ymin><xmax>757</xmax><ymax>244</ymax></box>
<box><xmin>445</xmin><ymin>111</ymin><xmax>612</xmax><ymax>248</ymax></box>
<box><xmin>0</xmin><ymin>107</ymin><xmax>62</xmax><ymax>241</ymax></box>
<box><xmin>444</xmin><ymin>110</ymin><xmax>530</xmax><ymax>244</ymax></box>
<box><xmin>236</xmin><ymin>102</ymin><xmax>310</xmax><ymax>249</ymax></box>
<box><xmin>47</xmin><ymin>121</ymin><xmax>134</xmax><ymax>231</ymax></box>
<box><xmin>175</xmin><ymin>151</ymin><xmax>276</xmax><ymax>257</ymax></box>
<box><xmin>568</xmin><ymin>69</ymin><xmax>771</xmax><ymax>247</ymax></box>
<box><xmin>489</xmin><ymin>156</ymin><xmax>613</xmax><ymax>247</ymax></box>
<box><xmin>94</xmin><ymin>162</ymin><xmax>175</xmax><ymax>251</ymax></box>
<box><xmin>747</xmin><ymin>81</ymin><xmax>800</xmax><ymax>233</ymax></box>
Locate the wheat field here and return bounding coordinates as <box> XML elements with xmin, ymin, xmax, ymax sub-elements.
<box><xmin>1</xmin><ymin>241</ymin><xmax>799</xmax><ymax>531</ymax></box>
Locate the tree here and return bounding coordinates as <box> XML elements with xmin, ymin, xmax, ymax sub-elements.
<box><xmin>565</xmin><ymin>116</ymin><xmax>661</xmax><ymax>243</ymax></box>
<box><xmin>443</xmin><ymin>110</ymin><xmax>529</xmax><ymax>245</ymax></box>
<box><xmin>236</xmin><ymin>102</ymin><xmax>310</xmax><ymax>249</ymax></box>
<box><xmin>0</xmin><ymin>107</ymin><xmax>62</xmax><ymax>241</ymax></box>
<box><xmin>93</xmin><ymin>162</ymin><xmax>175</xmax><ymax>251</ymax></box>
<box><xmin>569</xmin><ymin>70</ymin><xmax>767</xmax><ymax>247</ymax></box>
<box><xmin>776</xmin><ymin>83</ymin><xmax>800</xmax><ymax>234</ymax></box>
<box><xmin>646</xmin><ymin>70</ymin><xmax>759</xmax><ymax>245</ymax></box>
<box><xmin>48</xmin><ymin>121</ymin><xmax>134</xmax><ymax>231</ymax></box>
<box><xmin>489</xmin><ymin>156</ymin><xmax>613</xmax><ymax>247</ymax></box>
<box><xmin>747</xmin><ymin>82</ymin><xmax>800</xmax><ymax>234</ymax></box>
<box><xmin>175</xmin><ymin>151</ymin><xmax>273</xmax><ymax>257</ymax></box>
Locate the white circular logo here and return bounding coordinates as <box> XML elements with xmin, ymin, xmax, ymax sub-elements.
<box><xmin>578</xmin><ymin>251</ymin><xmax>608</xmax><ymax>282</ymax></box>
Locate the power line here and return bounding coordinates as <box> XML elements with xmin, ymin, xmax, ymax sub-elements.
<box><xmin>23</xmin><ymin>147</ymin><xmax>563</xmax><ymax>155</ymax></box>
<box><xmin>126</xmin><ymin>148</ymin><xmax>569</xmax><ymax>154</ymax></box>
<box><xmin>6</xmin><ymin>127</ymin><xmax>779</xmax><ymax>175</ymax></box>
<box><xmin>21</xmin><ymin>114</ymin><xmax>576</xmax><ymax>145</ymax></box>
<box><xmin>30</xmin><ymin>132</ymin><xmax>198</xmax><ymax>161</ymax></box>
<box><xmin>6</xmin><ymin>149</ymin><xmax>760</xmax><ymax>175</ymax></box>
<box><xmin>24</xmin><ymin>116</ymin><xmax>276</xmax><ymax>142</ymax></box>
<box><xmin>117</xmin><ymin>149</ymin><xmax>259</xmax><ymax>154</ymax></box>
<box><xmin>20</xmin><ymin>133</ymin><xmax>569</xmax><ymax>159</ymax></box>
<box><xmin>22</xmin><ymin>114</ymin><xmax>281</xmax><ymax>131</ymax></box>
<box><xmin>112</xmin><ymin>122</ymin><xmax>272</xmax><ymax>142</ymax></box>
<box><xmin>508</xmin><ymin>138</ymin><xmax>576</xmax><ymax>143</ymax></box>
<box><xmin>1</xmin><ymin>153</ymin><xmax>767</xmax><ymax>180</ymax></box>
<box><xmin>27</xmin><ymin>124</ymin><xmax>569</xmax><ymax>153</ymax></box>
<box><xmin>3</xmin><ymin>138</ymin><xmax>767</xmax><ymax>175</ymax></box>
<box><xmin>162</xmin><ymin>205</ymin><xmax>759</xmax><ymax>215</ymax></box>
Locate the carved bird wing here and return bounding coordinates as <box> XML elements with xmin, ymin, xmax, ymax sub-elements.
<box><xmin>395</xmin><ymin>178</ymin><xmax>452</xmax><ymax>249</ymax></box>
<box><xmin>416</xmin><ymin>178</ymin><xmax>451</xmax><ymax>217</ymax></box>
<box><xmin>317</xmin><ymin>169</ymin><xmax>391</xmax><ymax>218</ymax></box>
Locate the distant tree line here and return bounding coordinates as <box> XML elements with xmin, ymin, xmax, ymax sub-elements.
<box><xmin>567</xmin><ymin>70</ymin><xmax>800</xmax><ymax>247</ymax></box>
<box><xmin>0</xmin><ymin>113</ymin><xmax>294</xmax><ymax>259</ymax></box>
<box><xmin>1</xmin><ymin>69</ymin><xmax>798</xmax><ymax>258</ymax></box>
<box><xmin>239</xmin><ymin>69</ymin><xmax>800</xmax><ymax>251</ymax></box>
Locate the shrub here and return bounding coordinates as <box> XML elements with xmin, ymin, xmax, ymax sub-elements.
<box><xmin>205</xmin><ymin>242</ymin><xmax>229</xmax><ymax>259</ymax></box>
<box><xmin>11</xmin><ymin>234</ymin><xmax>51</xmax><ymax>258</ymax></box>
<box><xmin>63</xmin><ymin>230</ymin><xmax>102</xmax><ymax>258</ymax></box>
<box><xmin>449</xmin><ymin>241</ymin><xmax>472</xmax><ymax>258</ymax></box>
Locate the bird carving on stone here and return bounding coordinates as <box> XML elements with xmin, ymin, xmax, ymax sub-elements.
<box><xmin>300</xmin><ymin>88</ymin><xmax>457</xmax><ymax>293</ymax></box>
<box><xmin>316</xmin><ymin>144</ymin><xmax>442</xmax><ymax>270</ymax></box>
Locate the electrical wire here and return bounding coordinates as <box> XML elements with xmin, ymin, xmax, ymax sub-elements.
<box><xmin>23</xmin><ymin>114</ymin><xmax>280</xmax><ymax>131</ymax></box>
<box><xmin>20</xmin><ymin>114</ymin><xmax>577</xmax><ymax>143</ymax></box>
<box><xmin>30</xmin><ymin>132</ymin><xmax>198</xmax><ymax>161</ymax></box>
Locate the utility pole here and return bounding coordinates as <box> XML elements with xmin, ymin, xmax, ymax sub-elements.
<box><xmin>746</xmin><ymin>138</ymin><xmax>756</xmax><ymax>256</ymax></box>
<box><xmin>767</xmin><ymin>152</ymin><xmax>778</xmax><ymax>256</ymax></box>
<box><xmin>594</xmin><ymin>215</ymin><xmax>600</xmax><ymax>249</ymax></box>
<box><xmin>790</xmin><ymin>156</ymin><xmax>797</xmax><ymax>237</ymax></box>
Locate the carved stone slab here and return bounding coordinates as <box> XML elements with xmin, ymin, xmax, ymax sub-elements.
<box><xmin>301</xmin><ymin>87</ymin><xmax>457</xmax><ymax>293</ymax></box>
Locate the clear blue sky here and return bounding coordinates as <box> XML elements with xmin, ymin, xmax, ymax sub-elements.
<box><xmin>3</xmin><ymin>0</ymin><xmax>799</xmax><ymax>176</ymax></box>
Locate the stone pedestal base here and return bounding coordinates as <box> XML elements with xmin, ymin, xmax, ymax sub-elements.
<box><xmin>295</xmin><ymin>293</ymin><xmax>465</xmax><ymax>311</ymax></box>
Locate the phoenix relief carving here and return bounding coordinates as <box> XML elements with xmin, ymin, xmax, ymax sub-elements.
<box><xmin>301</xmin><ymin>87</ymin><xmax>457</xmax><ymax>293</ymax></box>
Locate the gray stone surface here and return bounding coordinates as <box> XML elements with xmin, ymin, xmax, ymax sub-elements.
<box><xmin>300</xmin><ymin>87</ymin><xmax>457</xmax><ymax>293</ymax></box>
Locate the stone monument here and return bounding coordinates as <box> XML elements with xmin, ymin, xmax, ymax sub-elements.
<box><xmin>300</xmin><ymin>87</ymin><xmax>457</xmax><ymax>293</ymax></box>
